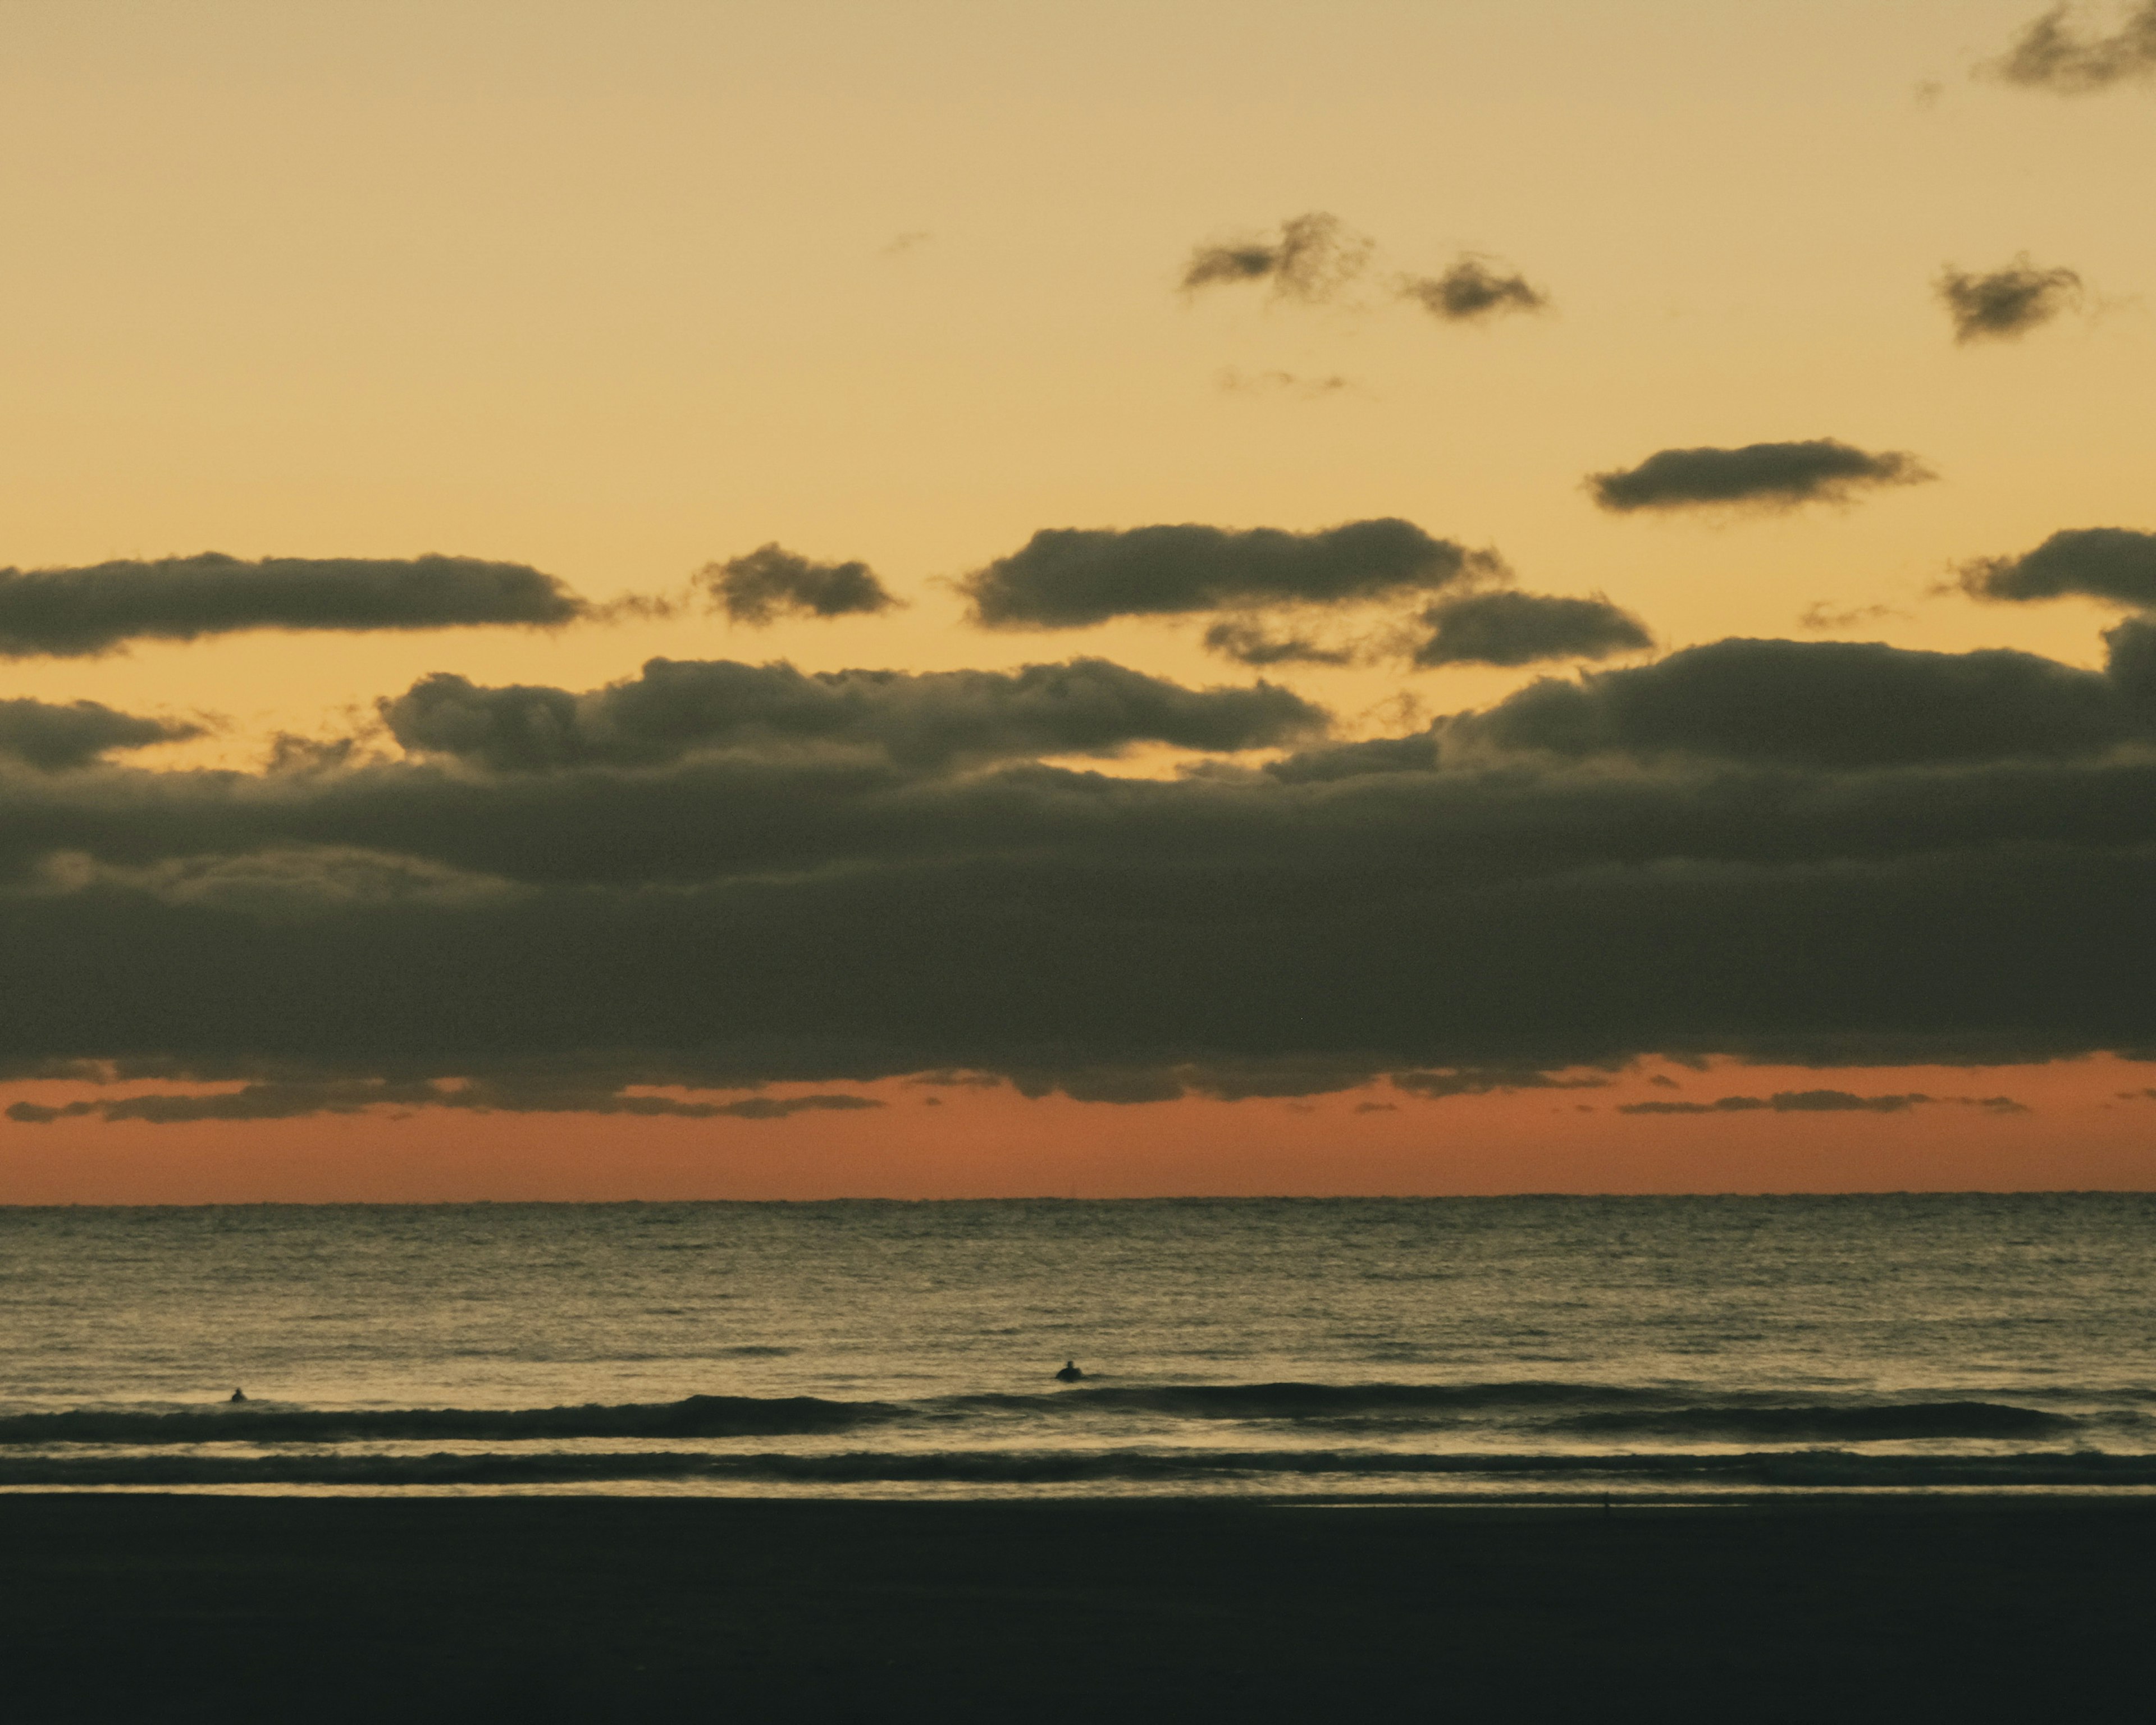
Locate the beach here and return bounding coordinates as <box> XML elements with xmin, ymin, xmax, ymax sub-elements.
<box><xmin>4</xmin><ymin>1494</ymin><xmax>2148</xmax><ymax>1723</ymax></box>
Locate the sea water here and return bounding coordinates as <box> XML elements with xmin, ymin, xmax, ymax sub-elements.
<box><xmin>1</xmin><ymin>1195</ymin><xmax>2150</xmax><ymax>1499</ymax></box>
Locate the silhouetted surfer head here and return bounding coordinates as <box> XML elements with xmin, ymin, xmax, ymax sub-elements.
<box><xmin>229</xmin><ymin>1388</ymin><xmax>246</xmax><ymax>1403</ymax></box>
<box><xmin>1054</xmin><ymin>1360</ymin><xmax>1082</xmax><ymax>1382</ymax></box>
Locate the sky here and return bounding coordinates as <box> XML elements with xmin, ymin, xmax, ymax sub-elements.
<box><xmin>5</xmin><ymin>0</ymin><xmax>2156</xmax><ymax>1199</ymax></box>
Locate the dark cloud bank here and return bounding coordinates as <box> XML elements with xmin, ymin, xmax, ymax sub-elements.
<box><xmin>1588</xmin><ymin>441</ymin><xmax>1934</xmax><ymax>513</ymax></box>
<box><xmin>0</xmin><ymin>553</ymin><xmax>584</xmax><ymax>657</ymax></box>
<box><xmin>8</xmin><ymin>602</ymin><xmax>2156</xmax><ymax>1118</ymax></box>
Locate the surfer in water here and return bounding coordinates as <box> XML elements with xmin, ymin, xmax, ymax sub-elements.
<box><xmin>1054</xmin><ymin>1360</ymin><xmax>1083</xmax><ymax>1383</ymax></box>
<box><xmin>229</xmin><ymin>1388</ymin><xmax>247</xmax><ymax>1403</ymax></box>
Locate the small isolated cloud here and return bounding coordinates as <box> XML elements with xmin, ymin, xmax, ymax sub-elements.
<box><xmin>1799</xmin><ymin>600</ymin><xmax>1910</xmax><ymax>632</ymax></box>
<box><xmin>1986</xmin><ymin>2</ymin><xmax>2156</xmax><ymax>94</ymax></box>
<box><xmin>1180</xmin><ymin>212</ymin><xmax>1372</xmax><ymax>304</ymax></box>
<box><xmin>698</xmin><ymin>545</ymin><xmax>901</xmax><ymax>626</ymax></box>
<box><xmin>1618</xmin><ymin>1090</ymin><xmax>2024</xmax><ymax>1117</ymax></box>
<box><xmin>1203</xmin><ymin>620</ymin><xmax>1358</xmax><ymax>667</ymax></box>
<box><xmin>1414</xmin><ymin>591</ymin><xmax>1651</xmax><ymax>669</ymax></box>
<box><xmin>961</xmin><ymin>519</ymin><xmax>1490</xmax><ymax>630</ymax></box>
<box><xmin>0</xmin><ymin>699</ymin><xmax>203</xmax><ymax>771</ymax></box>
<box><xmin>881</xmin><ymin>230</ymin><xmax>932</xmax><ymax>257</ymax></box>
<box><xmin>1958</xmin><ymin>527</ymin><xmax>2156</xmax><ymax>607</ymax></box>
<box><xmin>1400</xmin><ymin>256</ymin><xmax>1549</xmax><ymax>323</ymax></box>
<box><xmin>0</xmin><ymin>553</ymin><xmax>584</xmax><ymax>658</ymax></box>
<box><xmin>1936</xmin><ymin>257</ymin><xmax>2085</xmax><ymax>343</ymax></box>
<box><xmin>1588</xmin><ymin>440</ymin><xmax>1935</xmax><ymax>514</ymax></box>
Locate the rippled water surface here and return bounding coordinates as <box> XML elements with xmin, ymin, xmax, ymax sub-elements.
<box><xmin>1</xmin><ymin>1196</ymin><xmax>2150</xmax><ymax>1496</ymax></box>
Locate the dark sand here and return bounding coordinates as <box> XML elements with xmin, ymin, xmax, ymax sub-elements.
<box><xmin>2</xmin><ymin>1494</ymin><xmax>2148</xmax><ymax>1723</ymax></box>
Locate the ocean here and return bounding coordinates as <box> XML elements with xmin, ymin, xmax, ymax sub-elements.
<box><xmin>2</xmin><ymin>1195</ymin><xmax>2150</xmax><ymax>1499</ymax></box>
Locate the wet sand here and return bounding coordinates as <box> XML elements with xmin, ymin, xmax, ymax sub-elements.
<box><xmin>2</xmin><ymin>1494</ymin><xmax>2148</xmax><ymax>1723</ymax></box>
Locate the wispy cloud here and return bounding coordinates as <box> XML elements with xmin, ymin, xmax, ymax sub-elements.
<box><xmin>1180</xmin><ymin>212</ymin><xmax>1373</xmax><ymax>304</ymax></box>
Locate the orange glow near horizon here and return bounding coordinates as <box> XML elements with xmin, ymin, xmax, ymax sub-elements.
<box><xmin>4</xmin><ymin>1057</ymin><xmax>2152</xmax><ymax>1205</ymax></box>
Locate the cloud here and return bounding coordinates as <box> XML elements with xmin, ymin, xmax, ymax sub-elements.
<box><xmin>1400</xmin><ymin>257</ymin><xmax>1549</xmax><ymax>323</ymax></box>
<box><xmin>697</xmin><ymin>545</ymin><xmax>902</xmax><ymax>626</ymax></box>
<box><xmin>961</xmin><ymin>520</ymin><xmax>1491</xmax><ymax>629</ymax></box>
<box><xmin>1986</xmin><ymin>3</ymin><xmax>2156</xmax><ymax>93</ymax></box>
<box><xmin>1618</xmin><ymin>1091</ymin><xmax>2023</xmax><ymax>1116</ymax></box>
<box><xmin>0</xmin><ymin>700</ymin><xmax>203</xmax><ymax>771</ymax></box>
<box><xmin>378</xmin><ymin>656</ymin><xmax>1328</xmax><ymax>773</ymax></box>
<box><xmin>1958</xmin><ymin>528</ymin><xmax>2156</xmax><ymax>607</ymax></box>
<box><xmin>1587</xmin><ymin>440</ymin><xmax>1935</xmax><ymax>513</ymax></box>
<box><xmin>1453</xmin><ymin>637</ymin><xmax>2130</xmax><ymax>768</ymax></box>
<box><xmin>1413</xmin><ymin>592</ymin><xmax>1652</xmax><ymax>669</ymax></box>
<box><xmin>1180</xmin><ymin>212</ymin><xmax>1372</xmax><ymax>303</ymax></box>
<box><xmin>1936</xmin><ymin>257</ymin><xmax>2084</xmax><ymax>342</ymax></box>
<box><xmin>1798</xmin><ymin>601</ymin><xmax>1909</xmax><ymax>632</ymax></box>
<box><xmin>1392</xmin><ymin>1068</ymin><xmax>1609</xmax><ymax>1099</ymax></box>
<box><xmin>5</xmin><ymin>1078</ymin><xmax>881</xmax><ymax>1124</ymax></box>
<box><xmin>13</xmin><ymin>632</ymin><xmax>2156</xmax><ymax>1114</ymax></box>
<box><xmin>1201</xmin><ymin>621</ymin><xmax>1358</xmax><ymax>668</ymax></box>
<box><xmin>0</xmin><ymin>553</ymin><xmax>584</xmax><ymax>658</ymax></box>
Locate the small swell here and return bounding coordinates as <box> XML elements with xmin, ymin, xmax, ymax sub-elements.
<box><xmin>1550</xmin><ymin>1402</ymin><xmax>2077</xmax><ymax>1443</ymax></box>
<box><xmin>0</xmin><ymin>1394</ymin><xmax>892</xmax><ymax>1447</ymax></box>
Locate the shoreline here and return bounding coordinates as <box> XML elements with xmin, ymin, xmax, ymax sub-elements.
<box><xmin>5</xmin><ymin>1492</ymin><xmax>2147</xmax><ymax>1722</ymax></box>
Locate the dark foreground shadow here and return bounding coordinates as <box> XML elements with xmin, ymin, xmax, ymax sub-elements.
<box><xmin>0</xmin><ymin>1495</ymin><xmax>2148</xmax><ymax>1724</ymax></box>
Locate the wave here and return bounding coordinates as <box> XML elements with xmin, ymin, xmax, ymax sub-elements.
<box><xmin>0</xmin><ymin>1447</ymin><xmax>2150</xmax><ymax>1490</ymax></box>
<box><xmin>1547</xmin><ymin>1403</ymin><xmax>2077</xmax><ymax>1442</ymax></box>
<box><xmin>0</xmin><ymin>1384</ymin><xmax>2093</xmax><ymax>1447</ymax></box>
<box><xmin>0</xmin><ymin>1394</ymin><xmax>892</xmax><ymax>1446</ymax></box>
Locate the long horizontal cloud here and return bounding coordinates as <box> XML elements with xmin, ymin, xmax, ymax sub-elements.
<box><xmin>378</xmin><ymin>656</ymin><xmax>1326</xmax><ymax>772</ymax></box>
<box><xmin>1959</xmin><ymin>528</ymin><xmax>2156</xmax><ymax>607</ymax></box>
<box><xmin>1617</xmin><ymin>1091</ymin><xmax>2025</xmax><ymax>1116</ymax></box>
<box><xmin>6</xmin><ymin>1079</ymin><xmax>879</xmax><ymax>1124</ymax></box>
<box><xmin>1588</xmin><ymin>440</ymin><xmax>1934</xmax><ymax>513</ymax></box>
<box><xmin>8</xmin><ymin>631</ymin><xmax>2156</xmax><ymax>1115</ymax></box>
<box><xmin>1414</xmin><ymin>592</ymin><xmax>1651</xmax><ymax>667</ymax></box>
<box><xmin>0</xmin><ymin>700</ymin><xmax>202</xmax><ymax>771</ymax></box>
<box><xmin>961</xmin><ymin>520</ymin><xmax>1491</xmax><ymax>629</ymax></box>
<box><xmin>1987</xmin><ymin>2</ymin><xmax>2156</xmax><ymax>93</ymax></box>
<box><xmin>1447</xmin><ymin>637</ymin><xmax>2135</xmax><ymax>768</ymax></box>
<box><xmin>698</xmin><ymin>545</ymin><xmax>901</xmax><ymax>625</ymax></box>
<box><xmin>0</xmin><ymin>553</ymin><xmax>584</xmax><ymax>657</ymax></box>
<box><xmin>1935</xmin><ymin>258</ymin><xmax>2082</xmax><ymax>343</ymax></box>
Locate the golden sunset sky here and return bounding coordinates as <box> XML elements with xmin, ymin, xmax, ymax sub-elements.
<box><xmin>5</xmin><ymin>0</ymin><xmax>2155</xmax><ymax>1198</ymax></box>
